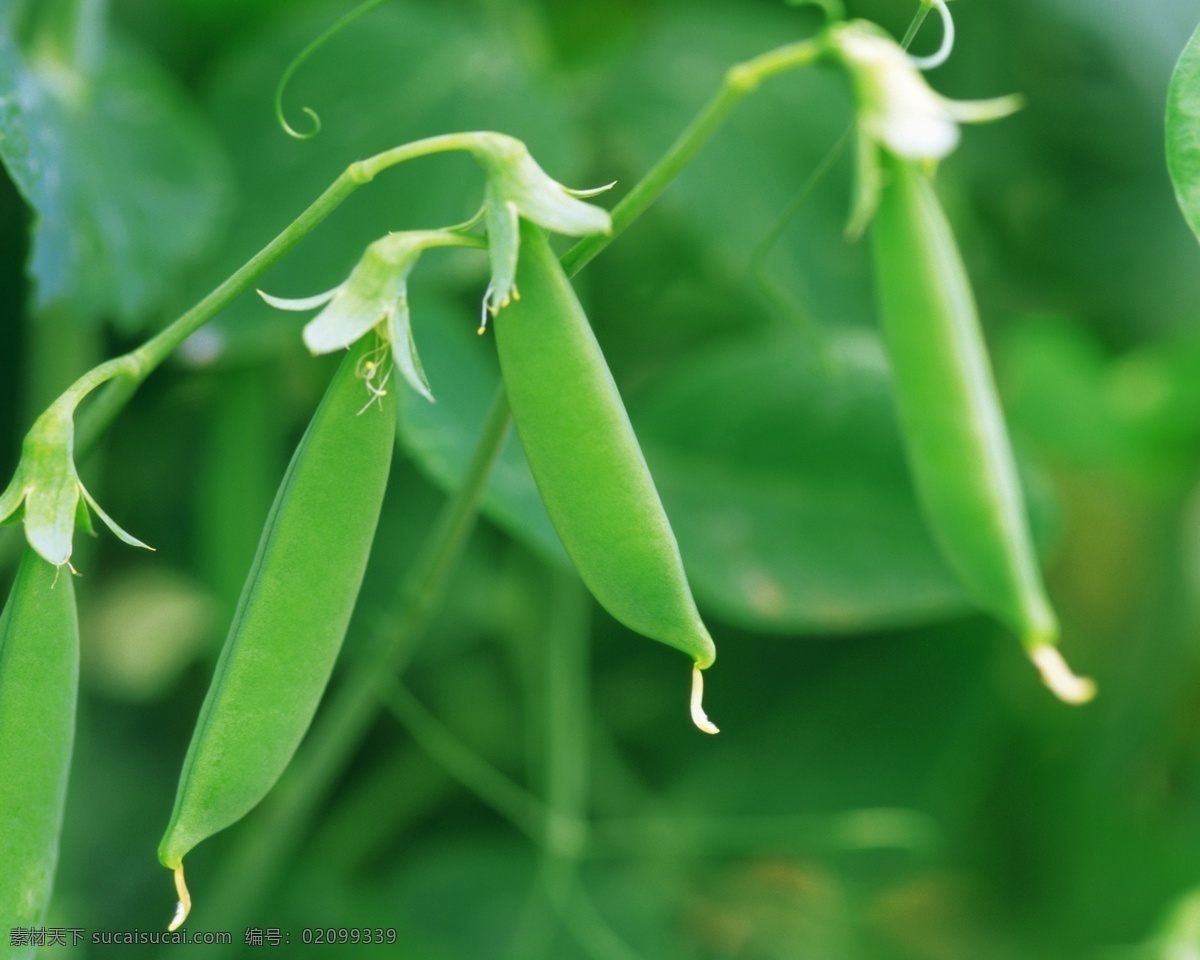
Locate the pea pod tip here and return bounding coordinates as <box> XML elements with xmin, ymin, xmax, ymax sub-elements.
<box><xmin>690</xmin><ymin>663</ymin><xmax>719</xmax><ymax>735</ymax></box>
<box><xmin>1030</xmin><ymin>645</ymin><xmax>1096</xmax><ymax>705</ymax></box>
<box><xmin>167</xmin><ymin>863</ymin><xmax>191</xmax><ymax>932</ymax></box>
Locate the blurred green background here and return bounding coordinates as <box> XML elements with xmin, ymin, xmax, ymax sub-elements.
<box><xmin>4</xmin><ymin>0</ymin><xmax>1200</xmax><ymax>956</ymax></box>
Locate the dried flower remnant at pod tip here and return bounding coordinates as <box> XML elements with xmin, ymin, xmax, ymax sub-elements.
<box><xmin>0</xmin><ymin>406</ymin><xmax>152</xmax><ymax>568</ymax></box>
<box><xmin>1032</xmin><ymin>644</ymin><xmax>1096</xmax><ymax>705</ymax></box>
<box><xmin>259</xmin><ymin>229</ymin><xmax>476</xmax><ymax>403</ymax></box>
<box><xmin>691</xmin><ymin>664</ymin><xmax>719</xmax><ymax>735</ymax></box>
<box><xmin>469</xmin><ymin>133</ymin><xmax>613</xmax><ymax>321</ymax></box>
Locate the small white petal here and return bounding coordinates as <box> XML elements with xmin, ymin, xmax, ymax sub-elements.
<box><xmin>169</xmin><ymin>865</ymin><xmax>191</xmax><ymax>933</ymax></box>
<box><xmin>258</xmin><ymin>286</ymin><xmax>341</xmax><ymax>311</ymax></box>
<box><xmin>877</xmin><ymin>109</ymin><xmax>960</xmax><ymax>160</ymax></box>
<box><xmin>564</xmin><ymin>180</ymin><xmax>617</xmax><ymax>198</ymax></box>
<box><xmin>302</xmin><ymin>290</ymin><xmax>385</xmax><ymax>355</ymax></box>
<box><xmin>487</xmin><ymin>145</ymin><xmax>612</xmax><ymax>236</ymax></box>
<box><xmin>386</xmin><ymin>297</ymin><xmax>435</xmax><ymax>403</ymax></box>
<box><xmin>942</xmin><ymin>93</ymin><xmax>1024</xmax><ymax>124</ymax></box>
<box><xmin>519</xmin><ymin>184</ymin><xmax>612</xmax><ymax>236</ymax></box>
<box><xmin>486</xmin><ymin>195</ymin><xmax>521</xmax><ymax>312</ymax></box>
<box><xmin>25</xmin><ymin>481</ymin><xmax>81</xmax><ymax>567</ymax></box>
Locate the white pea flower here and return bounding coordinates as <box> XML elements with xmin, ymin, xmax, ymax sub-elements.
<box><xmin>469</xmin><ymin>133</ymin><xmax>612</xmax><ymax>315</ymax></box>
<box><xmin>259</xmin><ymin>230</ymin><xmax>471</xmax><ymax>402</ymax></box>
<box><xmin>0</xmin><ymin>407</ymin><xmax>151</xmax><ymax>568</ymax></box>
<box><xmin>830</xmin><ymin>21</ymin><xmax>1021</xmax><ymax>163</ymax></box>
<box><xmin>828</xmin><ymin>20</ymin><xmax>1021</xmax><ymax>236</ymax></box>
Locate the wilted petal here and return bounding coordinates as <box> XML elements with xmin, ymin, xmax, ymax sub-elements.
<box><xmin>486</xmin><ymin>190</ymin><xmax>521</xmax><ymax>312</ymax></box>
<box><xmin>504</xmin><ymin>151</ymin><xmax>613</xmax><ymax>236</ymax></box>
<box><xmin>845</xmin><ymin>128</ymin><xmax>883</xmax><ymax>240</ymax></box>
<box><xmin>386</xmin><ymin>296</ymin><xmax>434</xmax><ymax>403</ymax></box>
<box><xmin>79</xmin><ymin>483</ymin><xmax>153</xmax><ymax>552</ymax></box>
<box><xmin>24</xmin><ymin>477</ymin><xmax>80</xmax><ymax>568</ymax></box>
<box><xmin>943</xmin><ymin>94</ymin><xmax>1024</xmax><ymax>124</ymax></box>
<box><xmin>468</xmin><ymin>134</ymin><xmax>611</xmax><ymax>314</ymax></box>
<box><xmin>473</xmin><ymin>133</ymin><xmax>611</xmax><ymax>237</ymax></box>
<box><xmin>16</xmin><ymin>409</ymin><xmax>82</xmax><ymax>565</ymax></box>
<box><xmin>257</xmin><ymin>286</ymin><xmax>341</xmax><ymax>311</ymax></box>
<box><xmin>565</xmin><ymin>181</ymin><xmax>617</xmax><ymax>199</ymax></box>
<box><xmin>2</xmin><ymin>406</ymin><xmax>150</xmax><ymax>566</ymax></box>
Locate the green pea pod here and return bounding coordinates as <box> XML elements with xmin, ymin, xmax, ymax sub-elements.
<box><xmin>493</xmin><ymin>222</ymin><xmax>717</xmax><ymax>714</ymax></box>
<box><xmin>159</xmin><ymin>338</ymin><xmax>396</xmax><ymax>924</ymax></box>
<box><xmin>0</xmin><ymin>549</ymin><xmax>78</xmax><ymax>945</ymax></box>
<box><xmin>870</xmin><ymin>153</ymin><xmax>1093</xmax><ymax>704</ymax></box>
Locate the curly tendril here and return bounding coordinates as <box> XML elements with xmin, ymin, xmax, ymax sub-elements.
<box><xmin>274</xmin><ymin>0</ymin><xmax>390</xmax><ymax>140</ymax></box>
<box><xmin>907</xmin><ymin>0</ymin><xmax>955</xmax><ymax>71</ymax></box>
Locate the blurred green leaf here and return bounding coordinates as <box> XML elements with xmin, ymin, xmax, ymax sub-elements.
<box><xmin>1110</xmin><ymin>334</ymin><xmax>1200</xmax><ymax>450</ymax></box>
<box><xmin>1167</xmin><ymin>20</ymin><xmax>1200</xmax><ymax>244</ymax></box>
<box><xmin>1000</xmin><ymin>315</ymin><xmax>1200</xmax><ymax>493</ymax></box>
<box><xmin>0</xmin><ymin>24</ymin><xmax>230</xmax><ymax>327</ymax></box>
<box><xmin>999</xmin><ymin>315</ymin><xmax>1135</xmax><ymax>470</ymax></box>
<box><xmin>602</xmin><ymin>2</ymin><xmax>863</xmax><ymax>331</ymax></box>
<box><xmin>634</xmin><ymin>327</ymin><xmax>970</xmax><ymax>634</ymax></box>
<box><xmin>396</xmin><ymin>299</ymin><xmax>567</xmax><ymax>566</ymax></box>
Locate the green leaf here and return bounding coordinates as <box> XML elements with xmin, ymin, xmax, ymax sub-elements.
<box><xmin>0</xmin><ymin>26</ymin><xmax>230</xmax><ymax>327</ymax></box>
<box><xmin>1168</xmin><ymin>19</ymin><xmax>1200</xmax><ymax>245</ymax></box>
<box><xmin>633</xmin><ymin>327</ymin><xmax>970</xmax><ymax>634</ymax></box>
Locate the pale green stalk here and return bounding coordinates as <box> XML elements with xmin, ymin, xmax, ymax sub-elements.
<box><xmin>384</xmin><ymin>682</ymin><xmax>548</xmax><ymax>842</ymax></box>
<box><xmin>750</xmin><ymin>0</ymin><xmax>939</xmax><ymax>281</ymax></box>
<box><xmin>560</xmin><ymin>39</ymin><xmax>821</xmax><ymax>276</ymax></box>
<box><xmin>534</xmin><ymin>577</ymin><xmax>646</xmax><ymax>960</ymax></box>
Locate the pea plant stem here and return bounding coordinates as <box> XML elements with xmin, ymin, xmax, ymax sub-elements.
<box><xmin>560</xmin><ymin>37</ymin><xmax>820</xmax><ymax>276</ymax></box>
<box><xmin>747</xmin><ymin>2</ymin><xmax>933</xmax><ymax>321</ymax></box>
<box><xmin>542</xmin><ymin>571</ymin><xmax>590</xmax><ymax>861</ymax></box>
<box><xmin>76</xmin><ymin>170</ymin><xmax>358</xmax><ymax>449</ymax></box>
<box><xmin>61</xmin><ymin>132</ymin><xmax>492</xmax><ymax>455</ymax></box>
<box><xmin>13</xmin><ymin>28</ymin><xmax>825</xmax><ymax>569</ymax></box>
<box><xmin>384</xmin><ymin>681</ymin><xmax>548</xmax><ymax>844</ymax></box>
<box><xmin>533</xmin><ymin>576</ymin><xmax>648</xmax><ymax>960</ymax></box>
